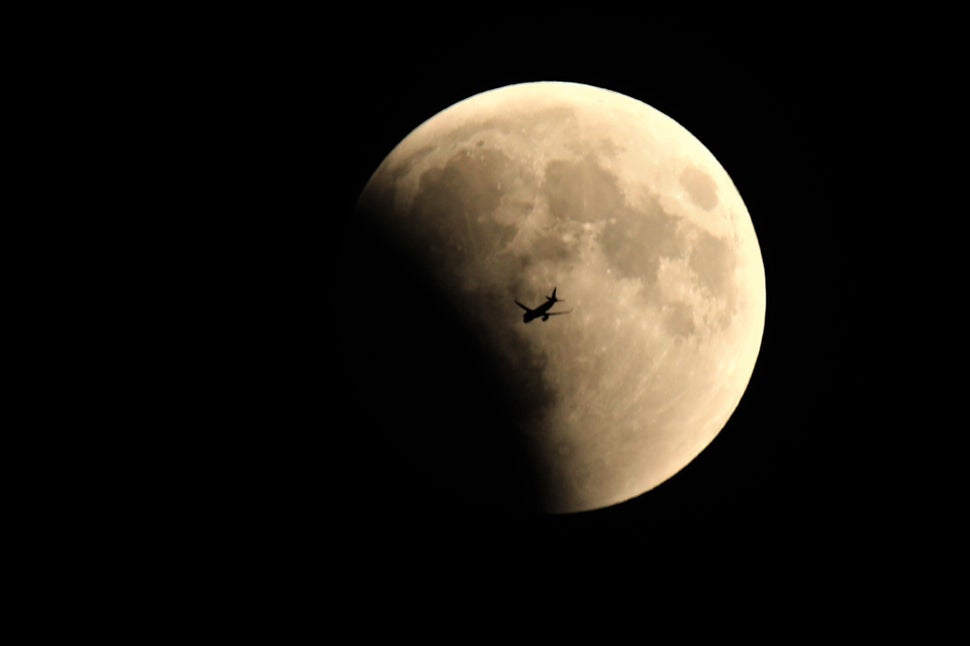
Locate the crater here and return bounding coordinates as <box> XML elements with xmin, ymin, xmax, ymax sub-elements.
<box><xmin>544</xmin><ymin>155</ymin><xmax>623</xmax><ymax>223</ymax></box>
<box><xmin>410</xmin><ymin>147</ymin><xmax>519</xmax><ymax>265</ymax></box>
<box><xmin>689</xmin><ymin>229</ymin><xmax>735</xmax><ymax>297</ymax></box>
<box><xmin>598</xmin><ymin>193</ymin><xmax>683</xmax><ymax>288</ymax></box>
<box><xmin>442</xmin><ymin>106</ymin><xmax>578</xmax><ymax>151</ymax></box>
<box><xmin>680</xmin><ymin>165</ymin><xmax>719</xmax><ymax>210</ymax></box>
<box><xmin>530</xmin><ymin>232</ymin><xmax>578</xmax><ymax>265</ymax></box>
<box><xmin>663</xmin><ymin>302</ymin><xmax>696</xmax><ymax>338</ymax></box>
<box><xmin>418</xmin><ymin>147</ymin><xmax>510</xmax><ymax>217</ymax></box>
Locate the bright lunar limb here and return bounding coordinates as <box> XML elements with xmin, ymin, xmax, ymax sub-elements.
<box><xmin>355</xmin><ymin>82</ymin><xmax>766</xmax><ymax>514</ymax></box>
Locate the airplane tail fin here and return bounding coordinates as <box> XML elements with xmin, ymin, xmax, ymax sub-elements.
<box><xmin>548</xmin><ymin>287</ymin><xmax>561</xmax><ymax>302</ymax></box>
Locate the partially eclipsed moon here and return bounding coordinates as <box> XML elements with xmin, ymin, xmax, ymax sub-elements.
<box><xmin>354</xmin><ymin>82</ymin><xmax>766</xmax><ymax>514</ymax></box>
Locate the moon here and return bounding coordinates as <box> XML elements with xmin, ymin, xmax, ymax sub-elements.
<box><xmin>349</xmin><ymin>81</ymin><xmax>766</xmax><ymax>514</ymax></box>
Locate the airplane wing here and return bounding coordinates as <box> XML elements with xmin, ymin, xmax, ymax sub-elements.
<box><xmin>514</xmin><ymin>300</ymin><xmax>532</xmax><ymax>312</ymax></box>
<box><xmin>545</xmin><ymin>310</ymin><xmax>572</xmax><ymax>316</ymax></box>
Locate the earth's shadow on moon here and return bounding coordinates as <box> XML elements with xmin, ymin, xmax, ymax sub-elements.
<box><xmin>337</xmin><ymin>206</ymin><xmax>555</xmax><ymax>517</ymax></box>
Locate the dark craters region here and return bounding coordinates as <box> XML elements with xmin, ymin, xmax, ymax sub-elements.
<box><xmin>544</xmin><ymin>155</ymin><xmax>623</xmax><ymax>223</ymax></box>
<box><xmin>689</xmin><ymin>228</ymin><xmax>734</xmax><ymax>297</ymax></box>
<box><xmin>679</xmin><ymin>165</ymin><xmax>719</xmax><ymax>211</ymax></box>
<box><xmin>663</xmin><ymin>301</ymin><xmax>697</xmax><ymax>338</ymax></box>
<box><xmin>409</xmin><ymin>147</ymin><xmax>519</xmax><ymax>267</ymax></box>
<box><xmin>417</xmin><ymin>148</ymin><xmax>508</xmax><ymax>219</ymax></box>
<box><xmin>599</xmin><ymin>194</ymin><xmax>682</xmax><ymax>288</ymax></box>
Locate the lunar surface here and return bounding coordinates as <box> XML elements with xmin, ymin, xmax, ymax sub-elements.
<box><xmin>351</xmin><ymin>82</ymin><xmax>765</xmax><ymax>514</ymax></box>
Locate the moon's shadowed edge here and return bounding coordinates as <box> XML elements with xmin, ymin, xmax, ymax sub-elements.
<box><xmin>336</xmin><ymin>203</ymin><xmax>555</xmax><ymax>516</ymax></box>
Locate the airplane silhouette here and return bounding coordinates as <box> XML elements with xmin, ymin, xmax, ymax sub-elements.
<box><xmin>514</xmin><ymin>287</ymin><xmax>572</xmax><ymax>323</ymax></box>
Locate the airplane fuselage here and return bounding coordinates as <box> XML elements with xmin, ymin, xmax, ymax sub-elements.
<box><xmin>515</xmin><ymin>288</ymin><xmax>569</xmax><ymax>323</ymax></box>
<box><xmin>522</xmin><ymin>300</ymin><xmax>556</xmax><ymax>323</ymax></box>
